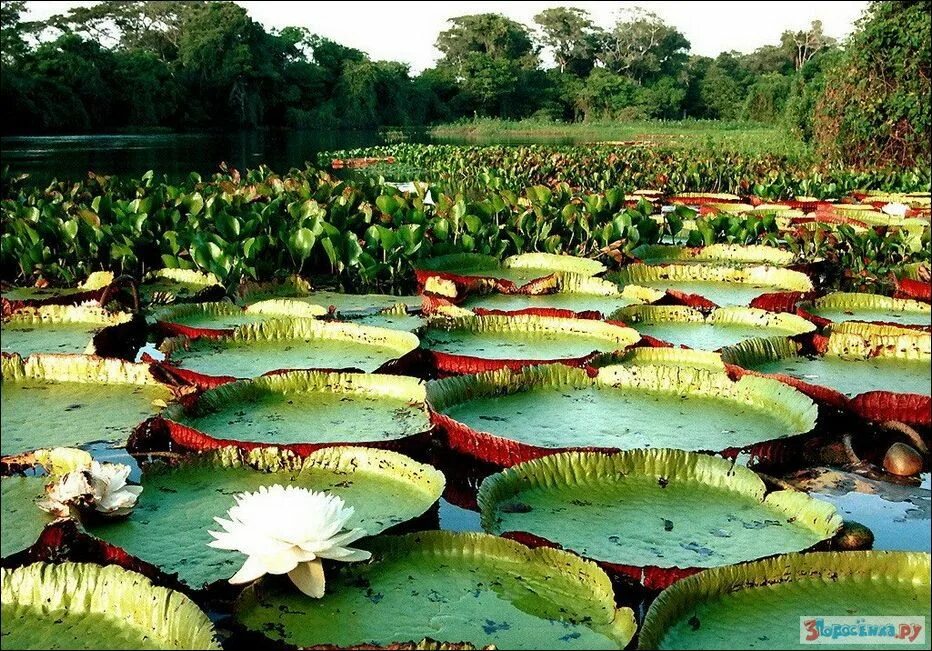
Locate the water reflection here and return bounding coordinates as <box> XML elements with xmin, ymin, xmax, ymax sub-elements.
<box><xmin>1</xmin><ymin>130</ymin><xmax>409</xmax><ymax>183</ymax></box>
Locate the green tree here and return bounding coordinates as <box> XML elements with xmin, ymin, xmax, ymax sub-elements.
<box><xmin>435</xmin><ymin>14</ymin><xmax>541</xmax><ymax>118</ymax></box>
<box><xmin>533</xmin><ymin>7</ymin><xmax>602</xmax><ymax>76</ymax></box>
<box><xmin>815</xmin><ymin>0</ymin><xmax>931</xmax><ymax>167</ymax></box>
<box><xmin>601</xmin><ymin>8</ymin><xmax>690</xmax><ymax>84</ymax></box>
<box><xmin>699</xmin><ymin>52</ymin><xmax>751</xmax><ymax>120</ymax></box>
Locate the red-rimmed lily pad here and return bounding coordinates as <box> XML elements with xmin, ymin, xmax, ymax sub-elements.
<box><xmin>158</xmin><ymin>318</ymin><xmax>420</xmax><ymax>385</ymax></box>
<box><xmin>420</xmin><ymin>314</ymin><xmax>639</xmax><ymax>375</ymax></box>
<box><xmin>427</xmin><ymin>362</ymin><xmax>817</xmax><ymax>466</ymax></box>
<box><xmin>612</xmin><ymin>305</ymin><xmax>816</xmax><ymax>351</ymax></box>
<box><xmin>152</xmin><ymin>300</ymin><xmax>327</xmax><ymax>338</ymax></box>
<box><xmin>631</xmin><ymin>244</ymin><xmax>795</xmax><ymax>267</ymax></box>
<box><xmin>2</xmin><ymin>305</ymin><xmax>141</xmax><ymax>358</ymax></box>
<box><xmin>611</xmin><ymin>264</ymin><xmax>813</xmax><ymax>308</ymax></box>
<box><xmin>141</xmin><ymin>370</ymin><xmax>431</xmax><ymax>455</ymax></box>
<box><xmin>234</xmin><ymin>531</ymin><xmax>636</xmax><ymax>650</ymax></box>
<box><xmin>478</xmin><ymin>450</ymin><xmax>842</xmax><ymax>589</ymax></box>
<box><xmin>139</xmin><ymin>269</ymin><xmax>224</xmax><ymax>306</ymax></box>
<box><xmin>461</xmin><ymin>275</ymin><xmax>644</xmax><ymax>319</ymax></box>
<box><xmin>638</xmin><ymin>551</ymin><xmax>931</xmax><ymax>650</ymax></box>
<box><xmin>1</xmin><ymin>272</ymin><xmax>115</xmax><ymax>315</ymax></box>
<box><xmin>721</xmin><ymin>326</ymin><xmax>931</xmax><ymax>426</ymax></box>
<box><xmin>416</xmin><ymin>253</ymin><xmax>605</xmax><ymax>298</ymax></box>
<box><xmin>1</xmin><ymin>562</ymin><xmax>220</xmax><ymax>650</ymax></box>
<box><xmin>82</xmin><ymin>446</ymin><xmax>444</xmax><ymax>590</ymax></box>
<box><xmin>1</xmin><ymin>354</ymin><xmax>172</xmax><ymax>457</ymax></box>
<box><xmin>799</xmin><ymin>292</ymin><xmax>931</xmax><ymax>330</ymax></box>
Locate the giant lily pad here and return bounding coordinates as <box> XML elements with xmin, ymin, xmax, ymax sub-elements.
<box><xmin>461</xmin><ymin>275</ymin><xmax>643</xmax><ymax>318</ymax></box>
<box><xmin>85</xmin><ymin>446</ymin><xmax>445</xmax><ymax>589</ymax></box>
<box><xmin>421</xmin><ymin>314</ymin><xmax>639</xmax><ymax>374</ymax></box>
<box><xmin>638</xmin><ymin>551</ymin><xmax>931</xmax><ymax>650</ymax></box>
<box><xmin>428</xmin><ymin>363</ymin><xmax>816</xmax><ymax>466</ymax></box>
<box><xmin>612</xmin><ymin>306</ymin><xmax>815</xmax><ymax>351</ymax></box>
<box><xmin>1</xmin><ymin>562</ymin><xmax>220</xmax><ymax>650</ymax></box>
<box><xmin>416</xmin><ymin>253</ymin><xmax>605</xmax><ymax>298</ymax></box>
<box><xmin>235</xmin><ymin>531</ymin><xmax>636</xmax><ymax>650</ymax></box>
<box><xmin>1</xmin><ymin>354</ymin><xmax>172</xmax><ymax>457</ymax></box>
<box><xmin>1</xmin><ymin>475</ymin><xmax>53</xmax><ymax>558</ymax></box>
<box><xmin>611</xmin><ymin>264</ymin><xmax>813</xmax><ymax>308</ymax></box>
<box><xmin>2</xmin><ymin>305</ymin><xmax>137</xmax><ymax>357</ymax></box>
<box><xmin>261</xmin><ymin>291</ymin><xmax>422</xmax><ymax>316</ymax></box>
<box><xmin>159</xmin><ymin>318</ymin><xmax>419</xmax><ymax>382</ymax></box>
<box><xmin>139</xmin><ymin>269</ymin><xmax>224</xmax><ymax>306</ymax></box>
<box><xmin>154</xmin><ymin>371</ymin><xmax>431</xmax><ymax>454</ymax></box>
<box><xmin>632</xmin><ymin>244</ymin><xmax>795</xmax><ymax>267</ymax></box>
<box><xmin>478</xmin><ymin>450</ymin><xmax>841</xmax><ymax>589</ymax></box>
<box><xmin>252</xmin><ymin>295</ymin><xmax>425</xmax><ymax>331</ymax></box>
<box><xmin>800</xmin><ymin>292</ymin><xmax>931</xmax><ymax>329</ymax></box>
<box><xmin>1</xmin><ymin>272</ymin><xmax>115</xmax><ymax>313</ymax></box>
<box><xmin>722</xmin><ymin>327</ymin><xmax>931</xmax><ymax>425</ymax></box>
<box><xmin>152</xmin><ymin>300</ymin><xmax>326</xmax><ymax>338</ymax></box>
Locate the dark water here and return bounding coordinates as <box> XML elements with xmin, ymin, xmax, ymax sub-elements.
<box><xmin>0</xmin><ymin>130</ymin><xmax>423</xmax><ymax>184</ymax></box>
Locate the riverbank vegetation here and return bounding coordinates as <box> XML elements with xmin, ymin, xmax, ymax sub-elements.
<box><xmin>2</xmin><ymin>1</ymin><xmax>929</xmax><ymax>168</ymax></box>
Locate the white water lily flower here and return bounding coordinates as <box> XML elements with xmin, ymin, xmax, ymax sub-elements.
<box><xmin>882</xmin><ymin>202</ymin><xmax>909</xmax><ymax>217</ymax></box>
<box><xmin>36</xmin><ymin>460</ymin><xmax>141</xmax><ymax>518</ymax></box>
<box><xmin>86</xmin><ymin>461</ymin><xmax>143</xmax><ymax>516</ymax></box>
<box><xmin>208</xmin><ymin>485</ymin><xmax>371</xmax><ymax>598</ymax></box>
<box><xmin>37</xmin><ymin>471</ymin><xmax>93</xmax><ymax>517</ymax></box>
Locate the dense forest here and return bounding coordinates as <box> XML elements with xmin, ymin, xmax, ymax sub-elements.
<box><xmin>1</xmin><ymin>1</ymin><xmax>929</xmax><ymax>166</ymax></box>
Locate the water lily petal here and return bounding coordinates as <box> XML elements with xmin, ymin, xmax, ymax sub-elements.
<box><xmin>316</xmin><ymin>546</ymin><xmax>372</xmax><ymax>562</ymax></box>
<box><xmin>288</xmin><ymin>559</ymin><xmax>326</xmax><ymax>598</ymax></box>
<box><xmin>228</xmin><ymin>554</ymin><xmax>269</xmax><ymax>584</ymax></box>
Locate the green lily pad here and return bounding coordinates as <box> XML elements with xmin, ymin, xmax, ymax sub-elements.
<box><xmin>2</xmin><ymin>305</ymin><xmax>133</xmax><ymax>357</ymax></box>
<box><xmin>478</xmin><ymin>450</ymin><xmax>841</xmax><ymax>571</ymax></box>
<box><xmin>160</xmin><ymin>318</ymin><xmax>419</xmax><ymax>378</ymax></box>
<box><xmin>611</xmin><ymin>264</ymin><xmax>813</xmax><ymax>307</ymax></box>
<box><xmin>428</xmin><ymin>364</ymin><xmax>816</xmax><ymax>454</ymax></box>
<box><xmin>632</xmin><ymin>244</ymin><xmax>795</xmax><ymax>267</ymax></box>
<box><xmin>805</xmin><ymin>292</ymin><xmax>931</xmax><ymax>327</ymax></box>
<box><xmin>462</xmin><ymin>275</ymin><xmax>641</xmax><ymax>316</ymax></box>
<box><xmin>422</xmin><ymin>314</ymin><xmax>639</xmax><ymax>362</ymax></box>
<box><xmin>417</xmin><ymin>253</ymin><xmax>605</xmax><ymax>285</ymax></box>
<box><xmin>139</xmin><ymin>269</ymin><xmax>223</xmax><ymax>306</ymax></box>
<box><xmin>162</xmin><ymin>371</ymin><xmax>430</xmax><ymax>447</ymax></box>
<box><xmin>275</xmin><ymin>291</ymin><xmax>422</xmax><ymax>316</ymax></box>
<box><xmin>1</xmin><ymin>272</ymin><xmax>114</xmax><ymax>304</ymax></box>
<box><xmin>85</xmin><ymin>446</ymin><xmax>444</xmax><ymax>589</ymax></box>
<box><xmin>1</xmin><ymin>562</ymin><xmax>220</xmax><ymax>650</ymax></box>
<box><xmin>722</xmin><ymin>331</ymin><xmax>931</xmax><ymax>398</ymax></box>
<box><xmin>638</xmin><ymin>551</ymin><xmax>931</xmax><ymax>650</ymax></box>
<box><xmin>349</xmin><ymin>312</ymin><xmax>425</xmax><ymax>332</ymax></box>
<box><xmin>235</xmin><ymin>531</ymin><xmax>636</xmax><ymax>650</ymax></box>
<box><xmin>612</xmin><ymin>306</ymin><xmax>815</xmax><ymax>351</ymax></box>
<box><xmin>1</xmin><ymin>475</ymin><xmax>53</xmax><ymax>558</ymax></box>
<box><xmin>152</xmin><ymin>302</ymin><xmax>278</xmax><ymax>332</ymax></box>
<box><xmin>1</xmin><ymin>354</ymin><xmax>172</xmax><ymax>457</ymax></box>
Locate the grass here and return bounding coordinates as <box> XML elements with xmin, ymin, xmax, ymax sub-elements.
<box><xmin>428</xmin><ymin>118</ymin><xmax>810</xmax><ymax>160</ymax></box>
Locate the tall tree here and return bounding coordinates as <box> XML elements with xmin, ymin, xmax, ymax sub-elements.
<box><xmin>782</xmin><ymin>20</ymin><xmax>834</xmax><ymax>72</ymax></box>
<box><xmin>435</xmin><ymin>14</ymin><xmax>540</xmax><ymax>118</ymax></box>
<box><xmin>600</xmin><ymin>8</ymin><xmax>690</xmax><ymax>83</ymax></box>
<box><xmin>533</xmin><ymin>7</ymin><xmax>601</xmax><ymax>76</ymax></box>
<box><xmin>47</xmin><ymin>1</ymin><xmax>190</xmax><ymax>61</ymax></box>
<box><xmin>436</xmin><ymin>14</ymin><xmax>538</xmax><ymax>69</ymax></box>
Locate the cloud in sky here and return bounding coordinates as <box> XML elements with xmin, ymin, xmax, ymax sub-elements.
<box><xmin>25</xmin><ymin>1</ymin><xmax>869</xmax><ymax>72</ymax></box>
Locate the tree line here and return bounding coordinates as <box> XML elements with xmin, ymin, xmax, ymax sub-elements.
<box><xmin>1</xmin><ymin>1</ymin><xmax>928</xmax><ymax>166</ymax></box>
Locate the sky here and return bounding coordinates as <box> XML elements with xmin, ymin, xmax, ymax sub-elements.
<box><xmin>24</xmin><ymin>1</ymin><xmax>870</xmax><ymax>73</ymax></box>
